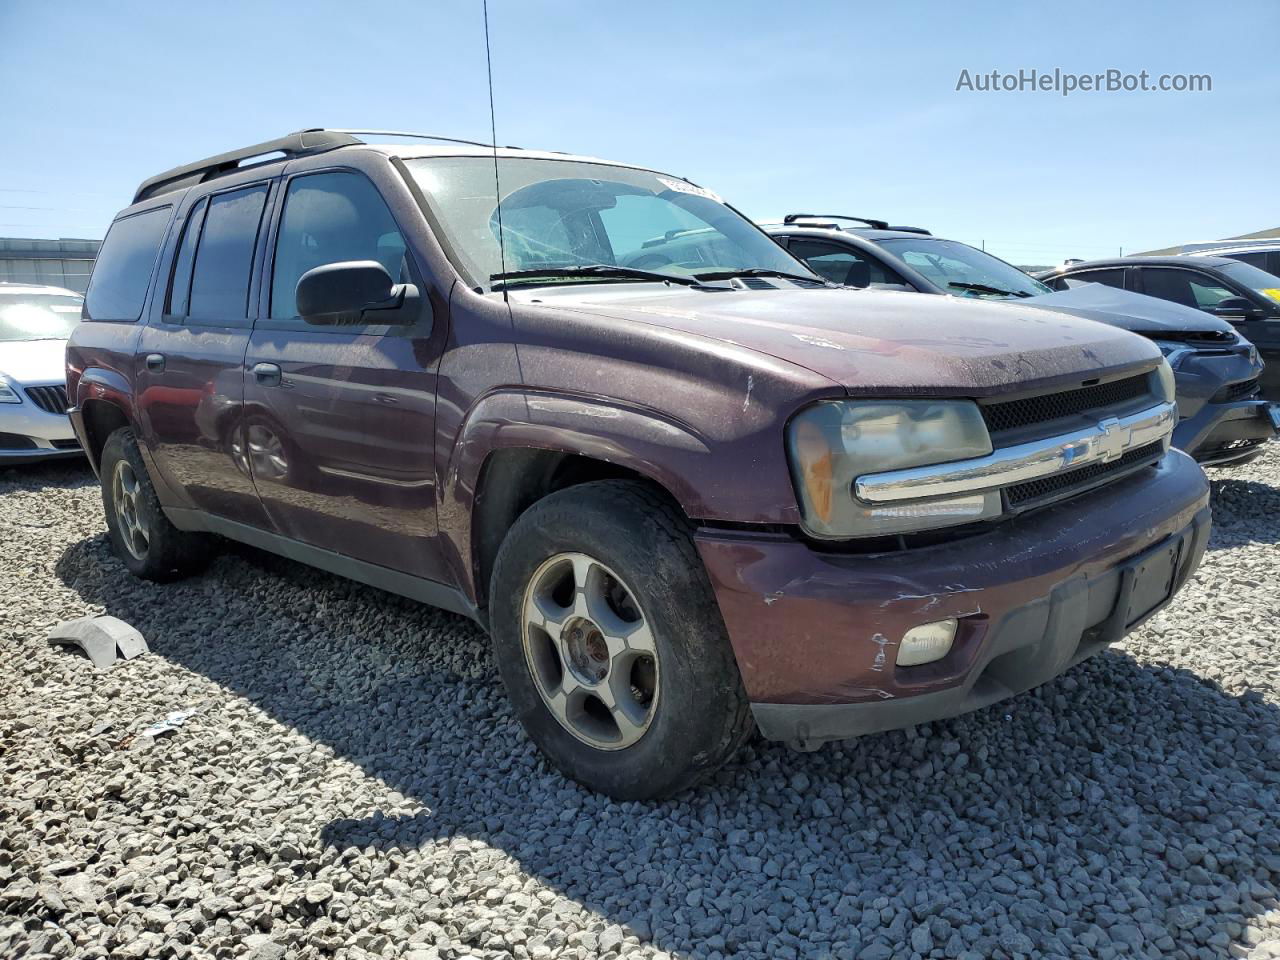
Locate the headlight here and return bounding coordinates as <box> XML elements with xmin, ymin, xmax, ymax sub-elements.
<box><xmin>787</xmin><ymin>400</ymin><xmax>1000</xmax><ymax>538</ymax></box>
<box><xmin>0</xmin><ymin>377</ymin><xmax>21</xmax><ymax>404</ymax></box>
<box><xmin>1154</xmin><ymin>357</ymin><xmax>1177</xmax><ymax>401</ymax></box>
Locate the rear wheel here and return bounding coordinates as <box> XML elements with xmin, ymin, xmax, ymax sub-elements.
<box><xmin>490</xmin><ymin>480</ymin><xmax>753</xmax><ymax>799</ymax></box>
<box><xmin>100</xmin><ymin>428</ymin><xmax>211</xmax><ymax>581</ymax></box>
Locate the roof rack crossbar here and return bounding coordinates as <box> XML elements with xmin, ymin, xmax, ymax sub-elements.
<box><xmin>132</xmin><ymin>129</ymin><xmax>362</xmax><ymax>203</ymax></box>
<box><xmin>783</xmin><ymin>213</ymin><xmax>891</xmax><ymax>230</ymax></box>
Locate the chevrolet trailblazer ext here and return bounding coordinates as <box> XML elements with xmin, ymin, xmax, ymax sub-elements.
<box><xmin>67</xmin><ymin>130</ymin><xmax>1209</xmax><ymax>799</ymax></box>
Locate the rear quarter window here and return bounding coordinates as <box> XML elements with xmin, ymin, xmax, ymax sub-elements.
<box><xmin>84</xmin><ymin>206</ymin><xmax>171</xmax><ymax>321</ymax></box>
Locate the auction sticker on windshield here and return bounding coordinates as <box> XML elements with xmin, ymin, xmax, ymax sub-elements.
<box><xmin>657</xmin><ymin>177</ymin><xmax>722</xmax><ymax>203</ymax></box>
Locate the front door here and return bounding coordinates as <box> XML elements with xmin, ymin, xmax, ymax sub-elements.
<box><xmin>135</xmin><ymin>182</ymin><xmax>274</xmax><ymax>528</ymax></box>
<box><xmin>242</xmin><ymin>168</ymin><xmax>446</xmax><ymax>581</ymax></box>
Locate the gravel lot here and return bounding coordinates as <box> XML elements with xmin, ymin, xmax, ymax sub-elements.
<box><xmin>3</xmin><ymin>450</ymin><xmax>1280</xmax><ymax>960</ymax></box>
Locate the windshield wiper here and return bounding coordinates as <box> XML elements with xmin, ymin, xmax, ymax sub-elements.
<box><xmin>490</xmin><ymin>265</ymin><xmax>707</xmax><ymax>289</ymax></box>
<box><xmin>694</xmin><ymin>268</ymin><xmax>826</xmax><ymax>285</ymax></box>
<box><xmin>948</xmin><ymin>281</ymin><xmax>1032</xmax><ymax>298</ymax></box>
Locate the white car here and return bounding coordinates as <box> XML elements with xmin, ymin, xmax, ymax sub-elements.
<box><xmin>0</xmin><ymin>283</ymin><xmax>84</xmax><ymax>463</ymax></box>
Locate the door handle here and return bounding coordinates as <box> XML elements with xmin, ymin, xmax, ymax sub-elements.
<box><xmin>252</xmin><ymin>362</ymin><xmax>282</xmax><ymax>386</ymax></box>
<box><xmin>145</xmin><ymin>353</ymin><xmax>165</xmax><ymax>372</ymax></box>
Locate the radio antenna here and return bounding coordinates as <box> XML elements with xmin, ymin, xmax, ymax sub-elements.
<box><xmin>483</xmin><ymin>0</ymin><xmax>508</xmax><ymax>301</ymax></box>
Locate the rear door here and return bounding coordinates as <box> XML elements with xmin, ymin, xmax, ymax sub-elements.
<box><xmin>242</xmin><ymin>166</ymin><xmax>447</xmax><ymax>581</ymax></box>
<box><xmin>135</xmin><ymin>181</ymin><xmax>274</xmax><ymax>527</ymax></box>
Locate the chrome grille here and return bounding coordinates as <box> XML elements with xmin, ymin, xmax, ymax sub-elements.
<box><xmin>25</xmin><ymin>384</ymin><xmax>69</xmax><ymax>415</ymax></box>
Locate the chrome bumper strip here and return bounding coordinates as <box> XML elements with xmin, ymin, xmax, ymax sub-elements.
<box><xmin>855</xmin><ymin>402</ymin><xmax>1177</xmax><ymax>504</ymax></box>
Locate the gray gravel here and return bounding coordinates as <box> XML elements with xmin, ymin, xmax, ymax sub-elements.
<box><xmin>2</xmin><ymin>450</ymin><xmax>1280</xmax><ymax>960</ymax></box>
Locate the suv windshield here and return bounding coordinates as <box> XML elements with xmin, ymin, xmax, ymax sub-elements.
<box><xmin>404</xmin><ymin>156</ymin><xmax>814</xmax><ymax>291</ymax></box>
<box><xmin>0</xmin><ymin>292</ymin><xmax>83</xmax><ymax>341</ymax></box>
<box><xmin>876</xmin><ymin>237</ymin><xmax>1051</xmax><ymax>299</ymax></box>
<box><xmin>1220</xmin><ymin>259</ymin><xmax>1280</xmax><ymax>304</ymax></box>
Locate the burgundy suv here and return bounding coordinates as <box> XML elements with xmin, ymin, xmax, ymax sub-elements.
<box><xmin>67</xmin><ymin>129</ymin><xmax>1210</xmax><ymax>798</ymax></box>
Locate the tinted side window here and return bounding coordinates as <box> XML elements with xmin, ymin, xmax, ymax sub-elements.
<box><xmin>787</xmin><ymin>239</ymin><xmax>900</xmax><ymax>288</ymax></box>
<box><xmin>1139</xmin><ymin>269</ymin><xmax>1234</xmax><ymax>310</ymax></box>
<box><xmin>189</xmin><ymin>184</ymin><xmax>269</xmax><ymax>321</ymax></box>
<box><xmin>271</xmin><ymin>172</ymin><xmax>408</xmax><ymax>320</ymax></box>
<box><xmin>84</xmin><ymin>206</ymin><xmax>171</xmax><ymax>321</ymax></box>
<box><xmin>165</xmin><ymin>198</ymin><xmax>208</xmax><ymax>318</ymax></box>
<box><xmin>1067</xmin><ymin>268</ymin><xmax>1125</xmax><ymax>290</ymax></box>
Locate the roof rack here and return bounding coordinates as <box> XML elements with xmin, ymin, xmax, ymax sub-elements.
<box><xmin>133</xmin><ymin>129</ymin><xmax>360</xmax><ymax>203</ymax></box>
<box><xmin>323</xmin><ymin>128</ymin><xmax>513</xmax><ymax>149</ymax></box>
<box><xmin>783</xmin><ymin>213</ymin><xmax>890</xmax><ymax>230</ymax></box>
<box><xmin>132</xmin><ymin>127</ymin><xmax>520</xmax><ymax>204</ymax></box>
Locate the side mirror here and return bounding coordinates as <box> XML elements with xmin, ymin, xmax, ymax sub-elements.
<box><xmin>1211</xmin><ymin>296</ymin><xmax>1262</xmax><ymax>321</ymax></box>
<box><xmin>295</xmin><ymin>260</ymin><xmax>417</xmax><ymax>325</ymax></box>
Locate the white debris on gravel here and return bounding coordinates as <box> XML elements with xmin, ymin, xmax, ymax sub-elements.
<box><xmin>2</xmin><ymin>452</ymin><xmax>1279</xmax><ymax>960</ymax></box>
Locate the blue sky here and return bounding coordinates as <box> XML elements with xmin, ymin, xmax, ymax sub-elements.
<box><xmin>3</xmin><ymin>0</ymin><xmax>1276</xmax><ymax>266</ymax></box>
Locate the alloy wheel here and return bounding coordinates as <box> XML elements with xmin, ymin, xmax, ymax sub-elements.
<box><xmin>111</xmin><ymin>459</ymin><xmax>150</xmax><ymax>560</ymax></box>
<box><xmin>521</xmin><ymin>552</ymin><xmax>660</xmax><ymax>750</ymax></box>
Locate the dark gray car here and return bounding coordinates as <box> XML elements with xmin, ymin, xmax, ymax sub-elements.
<box><xmin>1037</xmin><ymin>254</ymin><xmax>1280</xmax><ymax>404</ymax></box>
<box><xmin>766</xmin><ymin>217</ymin><xmax>1277</xmax><ymax>466</ymax></box>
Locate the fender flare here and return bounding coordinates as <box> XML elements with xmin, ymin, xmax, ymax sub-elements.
<box><xmin>73</xmin><ymin>368</ymin><xmax>138</xmax><ymax>473</ymax></box>
<box><xmin>439</xmin><ymin>388</ymin><xmax>716</xmax><ymax>601</ymax></box>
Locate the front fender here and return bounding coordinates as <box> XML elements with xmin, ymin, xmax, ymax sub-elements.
<box><xmin>437</xmin><ymin>387</ymin><xmax>806</xmax><ymax>603</ymax></box>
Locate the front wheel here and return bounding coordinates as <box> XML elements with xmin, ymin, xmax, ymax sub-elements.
<box><xmin>100</xmin><ymin>427</ymin><xmax>212</xmax><ymax>582</ymax></box>
<box><xmin>490</xmin><ymin>480</ymin><xmax>753</xmax><ymax>799</ymax></box>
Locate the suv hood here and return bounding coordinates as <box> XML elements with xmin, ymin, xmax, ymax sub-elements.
<box><xmin>515</xmin><ymin>285</ymin><xmax>1160</xmax><ymax>396</ymax></box>
<box><xmin>1025</xmin><ymin>283</ymin><xmax>1234</xmax><ymax>335</ymax></box>
<box><xmin>0</xmin><ymin>338</ymin><xmax>68</xmax><ymax>384</ymax></box>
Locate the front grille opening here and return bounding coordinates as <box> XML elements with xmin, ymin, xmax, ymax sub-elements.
<box><xmin>0</xmin><ymin>432</ymin><xmax>37</xmax><ymax>450</ymax></box>
<box><xmin>1211</xmin><ymin>378</ymin><xmax>1260</xmax><ymax>404</ymax></box>
<box><xmin>1006</xmin><ymin>442</ymin><xmax>1163</xmax><ymax>508</ymax></box>
<box><xmin>980</xmin><ymin>374</ymin><xmax>1151</xmax><ymax>434</ymax></box>
<box><xmin>1156</xmin><ymin>329</ymin><xmax>1235</xmax><ymax>344</ymax></box>
<box><xmin>24</xmin><ymin>384</ymin><xmax>69</xmax><ymax>415</ymax></box>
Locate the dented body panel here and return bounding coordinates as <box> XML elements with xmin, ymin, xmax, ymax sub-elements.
<box><xmin>508</xmin><ymin>284</ymin><xmax>1163</xmax><ymax>398</ymax></box>
<box><xmin>697</xmin><ymin>449</ymin><xmax>1210</xmax><ymax>741</ymax></box>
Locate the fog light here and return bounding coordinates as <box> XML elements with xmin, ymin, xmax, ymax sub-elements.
<box><xmin>897</xmin><ymin>619</ymin><xmax>957</xmax><ymax>667</ymax></box>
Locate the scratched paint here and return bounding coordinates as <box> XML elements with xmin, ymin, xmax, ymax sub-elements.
<box><xmin>870</xmin><ymin>632</ymin><xmax>890</xmax><ymax>673</ymax></box>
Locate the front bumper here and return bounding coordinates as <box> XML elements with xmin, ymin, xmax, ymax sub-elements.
<box><xmin>1168</xmin><ymin>347</ymin><xmax>1276</xmax><ymax>463</ymax></box>
<box><xmin>1174</xmin><ymin>398</ymin><xmax>1276</xmax><ymax>466</ymax></box>
<box><xmin>696</xmin><ymin>449</ymin><xmax>1210</xmax><ymax>746</ymax></box>
<box><xmin>0</xmin><ymin>397</ymin><xmax>82</xmax><ymax>464</ymax></box>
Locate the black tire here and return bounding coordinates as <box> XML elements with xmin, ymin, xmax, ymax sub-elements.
<box><xmin>100</xmin><ymin>427</ymin><xmax>212</xmax><ymax>582</ymax></box>
<box><xmin>490</xmin><ymin>480</ymin><xmax>754</xmax><ymax>799</ymax></box>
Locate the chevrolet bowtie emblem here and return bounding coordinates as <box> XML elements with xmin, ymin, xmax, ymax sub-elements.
<box><xmin>1095</xmin><ymin>416</ymin><xmax>1126</xmax><ymax>462</ymax></box>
